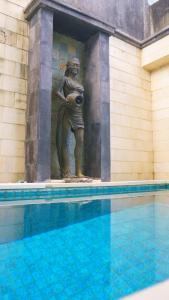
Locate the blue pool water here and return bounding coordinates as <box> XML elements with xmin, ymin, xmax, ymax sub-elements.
<box><xmin>1</xmin><ymin>193</ymin><xmax>169</xmax><ymax>299</ymax></box>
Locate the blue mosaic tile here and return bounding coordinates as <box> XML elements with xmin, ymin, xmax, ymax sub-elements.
<box><xmin>1</xmin><ymin>197</ymin><xmax>169</xmax><ymax>299</ymax></box>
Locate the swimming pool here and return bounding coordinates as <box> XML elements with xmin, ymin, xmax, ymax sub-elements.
<box><xmin>1</xmin><ymin>192</ymin><xmax>169</xmax><ymax>299</ymax></box>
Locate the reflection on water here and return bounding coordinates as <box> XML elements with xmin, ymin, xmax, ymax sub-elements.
<box><xmin>0</xmin><ymin>194</ymin><xmax>169</xmax><ymax>299</ymax></box>
<box><xmin>0</xmin><ymin>195</ymin><xmax>153</xmax><ymax>244</ymax></box>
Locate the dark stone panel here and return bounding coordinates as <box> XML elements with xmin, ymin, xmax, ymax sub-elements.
<box><xmin>53</xmin><ymin>10</ymin><xmax>100</xmax><ymax>42</ymax></box>
<box><xmin>27</xmin><ymin>91</ymin><xmax>38</xmax><ymax>117</ymax></box>
<box><xmin>112</xmin><ymin>0</ymin><xmax>145</xmax><ymax>40</ymax></box>
<box><xmin>37</xmin><ymin>139</ymin><xmax>51</xmax><ymax>181</ymax></box>
<box><xmin>101</xmin><ymin>103</ymin><xmax>111</xmax><ymax>181</ymax></box>
<box><xmin>84</xmin><ymin>32</ymin><xmax>110</xmax><ymax>180</ymax></box>
<box><xmin>57</xmin><ymin>0</ymin><xmax>146</xmax><ymax>40</ymax></box>
<box><xmin>40</xmin><ymin>65</ymin><xmax>53</xmax><ymax>90</ymax></box>
<box><xmin>38</xmin><ymin>90</ymin><xmax>51</xmax><ymax>137</ymax></box>
<box><xmin>99</xmin><ymin>33</ymin><xmax>110</xmax><ymax>181</ymax></box>
<box><xmin>84</xmin><ymin>33</ymin><xmax>100</xmax><ymax>178</ymax></box>
<box><xmin>84</xmin><ymin>123</ymin><xmax>101</xmax><ymax>177</ymax></box>
<box><xmin>26</xmin><ymin>0</ymin><xmax>149</xmax><ymax>42</ymax></box>
<box><xmin>26</xmin><ymin>8</ymin><xmax>53</xmax><ymax>182</ymax></box>
<box><xmin>150</xmin><ymin>0</ymin><xmax>169</xmax><ymax>34</ymax></box>
<box><xmin>28</xmin><ymin>70</ymin><xmax>40</xmax><ymax>92</ymax></box>
<box><xmin>143</xmin><ymin>0</ymin><xmax>151</xmax><ymax>39</ymax></box>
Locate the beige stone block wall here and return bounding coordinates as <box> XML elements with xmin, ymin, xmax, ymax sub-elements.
<box><xmin>151</xmin><ymin>64</ymin><xmax>169</xmax><ymax>179</ymax></box>
<box><xmin>0</xmin><ymin>0</ymin><xmax>30</xmax><ymax>182</ymax></box>
<box><xmin>142</xmin><ymin>35</ymin><xmax>169</xmax><ymax>71</ymax></box>
<box><xmin>1</xmin><ymin>2</ymin><xmax>168</xmax><ymax>183</ymax></box>
<box><xmin>109</xmin><ymin>37</ymin><xmax>153</xmax><ymax>181</ymax></box>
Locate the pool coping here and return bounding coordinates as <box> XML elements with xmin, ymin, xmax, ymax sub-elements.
<box><xmin>1</xmin><ymin>179</ymin><xmax>169</xmax><ymax>189</ymax></box>
<box><xmin>1</xmin><ymin>180</ymin><xmax>169</xmax><ymax>201</ymax></box>
<box><xmin>124</xmin><ymin>279</ymin><xmax>169</xmax><ymax>300</ymax></box>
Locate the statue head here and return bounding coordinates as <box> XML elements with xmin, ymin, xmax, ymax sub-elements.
<box><xmin>65</xmin><ymin>57</ymin><xmax>80</xmax><ymax>77</ymax></box>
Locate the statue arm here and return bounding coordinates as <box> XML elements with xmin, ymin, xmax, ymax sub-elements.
<box><xmin>56</xmin><ymin>77</ymin><xmax>67</xmax><ymax>102</ymax></box>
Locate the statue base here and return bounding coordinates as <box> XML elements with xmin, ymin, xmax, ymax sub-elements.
<box><xmin>64</xmin><ymin>176</ymin><xmax>93</xmax><ymax>183</ymax></box>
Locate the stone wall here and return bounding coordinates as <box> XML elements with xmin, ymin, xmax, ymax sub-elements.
<box><xmin>151</xmin><ymin>64</ymin><xmax>169</xmax><ymax>179</ymax></box>
<box><xmin>142</xmin><ymin>34</ymin><xmax>169</xmax><ymax>180</ymax></box>
<box><xmin>150</xmin><ymin>0</ymin><xmax>169</xmax><ymax>35</ymax></box>
<box><xmin>109</xmin><ymin>36</ymin><xmax>153</xmax><ymax>181</ymax></box>
<box><xmin>60</xmin><ymin>0</ymin><xmax>147</xmax><ymax>40</ymax></box>
<box><xmin>0</xmin><ymin>0</ymin><xmax>169</xmax><ymax>183</ymax></box>
<box><xmin>0</xmin><ymin>0</ymin><xmax>30</xmax><ymax>182</ymax></box>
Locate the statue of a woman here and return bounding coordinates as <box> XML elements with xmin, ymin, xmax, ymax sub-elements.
<box><xmin>56</xmin><ymin>58</ymin><xmax>85</xmax><ymax>178</ymax></box>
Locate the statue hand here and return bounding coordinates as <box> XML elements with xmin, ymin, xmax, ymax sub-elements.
<box><xmin>56</xmin><ymin>91</ymin><xmax>67</xmax><ymax>102</ymax></box>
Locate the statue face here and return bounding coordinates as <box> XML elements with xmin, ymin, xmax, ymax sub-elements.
<box><xmin>67</xmin><ymin>58</ymin><xmax>80</xmax><ymax>77</ymax></box>
<box><xmin>70</xmin><ymin>61</ymin><xmax>80</xmax><ymax>76</ymax></box>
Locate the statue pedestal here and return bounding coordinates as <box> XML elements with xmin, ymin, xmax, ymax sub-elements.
<box><xmin>64</xmin><ymin>177</ymin><xmax>93</xmax><ymax>183</ymax></box>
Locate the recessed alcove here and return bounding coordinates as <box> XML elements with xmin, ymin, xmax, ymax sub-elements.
<box><xmin>25</xmin><ymin>0</ymin><xmax>111</xmax><ymax>182</ymax></box>
<box><xmin>51</xmin><ymin>32</ymin><xmax>85</xmax><ymax>178</ymax></box>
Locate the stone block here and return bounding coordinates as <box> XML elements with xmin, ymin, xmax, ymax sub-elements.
<box><xmin>110</xmin><ymin>45</ymin><xmax>140</xmax><ymax>67</ymax></box>
<box><xmin>110</xmin><ymin>78</ymin><xmax>151</xmax><ymax>101</ymax></box>
<box><xmin>110</xmin><ymin>90</ymin><xmax>152</xmax><ymax>110</ymax></box>
<box><xmin>111</xmin><ymin>68</ymin><xmax>150</xmax><ymax>90</ymax></box>
<box><xmin>111</xmin><ymin>137</ymin><xmax>153</xmax><ymax>152</ymax></box>
<box><xmin>154</xmin><ymin>163</ymin><xmax>169</xmax><ymax>173</ymax></box>
<box><xmin>111</xmin><ymin>161</ymin><xmax>153</xmax><ymax>173</ymax></box>
<box><xmin>2</xmin><ymin>107</ymin><xmax>25</xmax><ymax>125</ymax></box>
<box><xmin>111</xmin><ymin>172</ymin><xmax>153</xmax><ymax>181</ymax></box>
<box><xmin>17</xmin><ymin>35</ymin><xmax>29</xmax><ymax>50</ymax></box>
<box><xmin>0</xmin><ymin>74</ymin><xmax>27</xmax><ymax>94</ymax></box>
<box><xmin>109</xmin><ymin>37</ymin><xmax>140</xmax><ymax>57</ymax></box>
<box><xmin>4</xmin><ymin>45</ymin><xmax>28</xmax><ymax>64</ymax></box>
<box><xmin>110</xmin><ymin>101</ymin><xmax>152</xmax><ymax>120</ymax></box>
<box><xmin>110</xmin><ymin>112</ymin><xmax>152</xmax><ymax>131</ymax></box>
<box><xmin>0</xmin><ymin>140</ymin><xmax>24</xmax><ymax>157</ymax></box>
<box><xmin>111</xmin><ymin>149</ymin><xmax>153</xmax><ymax>163</ymax></box>
<box><xmin>0</xmin><ymin>156</ymin><xmax>24</xmax><ymax>173</ymax></box>
<box><xmin>0</xmin><ymin>58</ymin><xmax>27</xmax><ymax>79</ymax></box>
<box><xmin>0</xmin><ymin>0</ymin><xmax>25</xmax><ymax>21</ymax></box>
<box><xmin>153</xmin><ymin>108</ymin><xmax>169</xmax><ymax>121</ymax></box>
<box><xmin>111</xmin><ymin>125</ymin><xmax>153</xmax><ymax>142</ymax></box>
<box><xmin>0</xmin><ymin>173</ymin><xmax>24</xmax><ymax>183</ymax></box>
<box><xmin>0</xmin><ymin>123</ymin><xmax>25</xmax><ymax>141</ymax></box>
<box><xmin>9</xmin><ymin>0</ymin><xmax>30</xmax><ymax>8</ymax></box>
<box><xmin>6</xmin><ymin>16</ymin><xmax>28</xmax><ymax>36</ymax></box>
<box><xmin>109</xmin><ymin>57</ymin><xmax>151</xmax><ymax>82</ymax></box>
<box><xmin>15</xmin><ymin>93</ymin><xmax>27</xmax><ymax>109</ymax></box>
<box><xmin>142</xmin><ymin>35</ymin><xmax>169</xmax><ymax>71</ymax></box>
<box><xmin>154</xmin><ymin>151</ymin><xmax>169</xmax><ymax>163</ymax></box>
<box><xmin>0</xmin><ymin>44</ymin><xmax>5</xmax><ymax>58</ymax></box>
<box><xmin>0</xmin><ymin>13</ymin><xmax>6</xmax><ymax>28</ymax></box>
<box><xmin>0</xmin><ymin>90</ymin><xmax>15</xmax><ymax>107</ymax></box>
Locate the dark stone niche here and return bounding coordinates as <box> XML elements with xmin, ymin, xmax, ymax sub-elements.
<box><xmin>25</xmin><ymin>0</ymin><xmax>111</xmax><ymax>182</ymax></box>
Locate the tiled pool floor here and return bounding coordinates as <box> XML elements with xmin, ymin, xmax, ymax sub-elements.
<box><xmin>0</xmin><ymin>194</ymin><xmax>169</xmax><ymax>299</ymax></box>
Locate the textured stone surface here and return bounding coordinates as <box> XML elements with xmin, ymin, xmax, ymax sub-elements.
<box><xmin>84</xmin><ymin>32</ymin><xmax>110</xmax><ymax>181</ymax></box>
<box><xmin>150</xmin><ymin>0</ymin><xmax>169</xmax><ymax>34</ymax></box>
<box><xmin>46</xmin><ymin>0</ymin><xmax>147</xmax><ymax>40</ymax></box>
<box><xmin>0</xmin><ymin>0</ymin><xmax>29</xmax><ymax>183</ymax></box>
<box><xmin>151</xmin><ymin>64</ymin><xmax>169</xmax><ymax>180</ymax></box>
<box><xmin>110</xmin><ymin>36</ymin><xmax>153</xmax><ymax>181</ymax></box>
<box><xmin>142</xmin><ymin>35</ymin><xmax>169</xmax><ymax>71</ymax></box>
<box><xmin>26</xmin><ymin>8</ymin><xmax>53</xmax><ymax>182</ymax></box>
